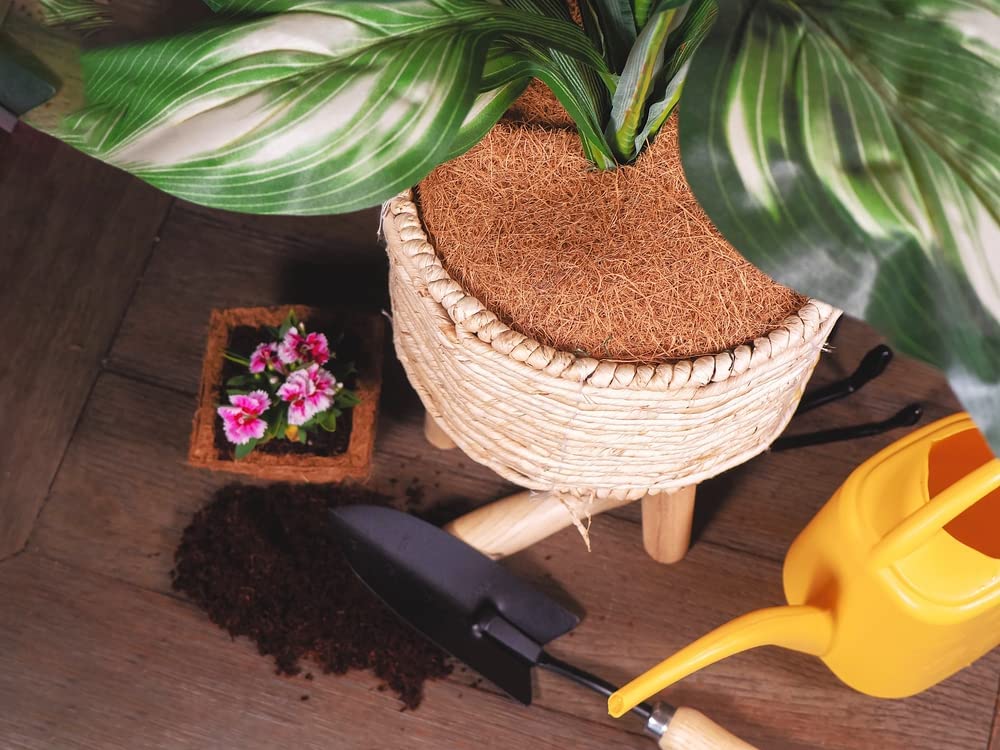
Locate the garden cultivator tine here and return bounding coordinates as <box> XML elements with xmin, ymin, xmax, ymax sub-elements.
<box><xmin>775</xmin><ymin>344</ymin><xmax>923</xmax><ymax>451</ymax></box>
<box><xmin>795</xmin><ymin>345</ymin><xmax>893</xmax><ymax>415</ymax></box>
<box><xmin>773</xmin><ymin>404</ymin><xmax>924</xmax><ymax>452</ymax></box>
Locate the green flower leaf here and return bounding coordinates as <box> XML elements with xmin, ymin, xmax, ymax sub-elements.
<box><xmin>335</xmin><ymin>389</ymin><xmax>361</xmax><ymax>408</ymax></box>
<box><xmin>681</xmin><ymin>0</ymin><xmax>1000</xmax><ymax>452</ymax></box>
<box><xmin>234</xmin><ymin>439</ymin><xmax>257</xmax><ymax>459</ymax></box>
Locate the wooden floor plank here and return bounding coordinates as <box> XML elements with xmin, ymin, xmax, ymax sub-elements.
<box><xmin>107</xmin><ymin>202</ymin><xmax>385</xmax><ymax>393</ymax></box>
<box><xmin>0</xmin><ymin>553</ymin><xmax>644</xmax><ymax>750</ymax></box>
<box><xmin>0</xmin><ymin>126</ymin><xmax>172</xmax><ymax>559</ymax></box>
<box><xmin>30</xmin><ymin>374</ymin><xmax>998</xmax><ymax>749</ymax></box>
<box><xmin>991</xmin><ymin>683</ymin><xmax>1000</xmax><ymax>750</ymax></box>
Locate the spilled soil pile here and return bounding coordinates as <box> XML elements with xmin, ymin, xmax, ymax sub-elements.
<box><xmin>172</xmin><ymin>483</ymin><xmax>452</xmax><ymax>709</ymax></box>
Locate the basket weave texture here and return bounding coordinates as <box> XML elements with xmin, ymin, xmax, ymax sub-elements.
<box><xmin>385</xmin><ymin>192</ymin><xmax>840</xmax><ymax>498</ymax></box>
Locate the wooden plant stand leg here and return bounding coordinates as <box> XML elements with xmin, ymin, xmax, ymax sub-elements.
<box><xmin>423</xmin><ymin>411</ymin><xmax>457</xmax><ymax>450</ymax></box>
<box><xmin>445</xmin><ymin>490</ymin><xmax>634</xmax><ymax>559</ymax></box>
<box><xmin>641</xmin><ymin>485</ymin><xmax>697</xmax><ymax>564</ymax></box>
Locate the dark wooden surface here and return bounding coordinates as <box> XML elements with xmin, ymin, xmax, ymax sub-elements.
<box><xmin>2</xmin><ymin>124</ymin><xmax>998</xmax><ymax>749</ymax></box>
<box><xmin>993</xmin><ymin>685</ymin><xmax>1000</xmax><ymax>750</ymax></box>
<box><xmin>0</xmin><ymin>127</ymin><xmax>171</xmax><ymax>559</ymax></box>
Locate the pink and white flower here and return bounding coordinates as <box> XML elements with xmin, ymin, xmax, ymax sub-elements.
<box><xmin>277</xmin><ymin>327</ymin><xmax>330</xmax><ymax>366</ymax></box>
<box><xmin>277</xmin><ymin>364</ymin><xmax>337</xmax><ymax>425</ymax></box>
<box><xmin>249</xmin><ymin>342</ymin><xmax>281</xmax><ymax>374</ymax></box>
<box><xmin>217</xmin><ymin>390</ymin><xmax>270</xmax><ymax>445</ymax></box>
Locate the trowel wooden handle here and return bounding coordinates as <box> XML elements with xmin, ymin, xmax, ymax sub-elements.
<box><xmin>658</xmin><ymin>707</ymin><xmax>757</xmax><ymax>750</ymax></box>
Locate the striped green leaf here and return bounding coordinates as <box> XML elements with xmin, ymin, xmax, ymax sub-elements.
<box><xmin>37</xmin><ymin>0</ymin><xmax>112</xmax><ymax>31</ymax></box>
<box><xmin>632</xmin><ymin>0</ymin><xmax>715</xmax><ymax>150</ymax></box>
<box><xmin>605</xmin><ymin>0</ymin><xmax>688</xmax><ymax>160</ymax></box>
<box><xmin>56</xmin><ymin>0</ymin><xmax>607</xmax><ymax>215</ymax></box>
<box><xmin>578</xmin><ymin>0</ymin><xmax>637</xmax><ymax>72</ymax></box>
<box><xmin>681</xmin><ymin>0</ymin><xmax>1000</xmax><ymax>451</ymax></box>
<box><xmin>495</xmin><ymin>0</ymin><xmax>616</xmax><ymax>167</ymax></box>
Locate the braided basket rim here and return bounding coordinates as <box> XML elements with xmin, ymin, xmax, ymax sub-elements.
<box><xmin>384</xmin><ymin>191</ymin><xmax>839</xmax><ymax>393</ymax></box>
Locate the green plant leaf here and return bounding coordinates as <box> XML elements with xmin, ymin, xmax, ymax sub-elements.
<box><xmin>317</xmin><ymin>408</ymin><xmax>338</xmax><ymax>432</ymax></box>
<box><xmin>278</xmin><ymin>308</ymin><xmax>298</xmax><ymax>338</ymax></box>
<box><xmin>578</xmin><ymin>0</ymin><xmax>637</xmax><ymax>72</ymax></box>
<box><xmin>37</xmin><ymin>0</ymin><xmax>112</xmax><ymax>32</ymax></box>
<box><xmin>335</xmin><ymin>389</ymin><xmax>361</xmax><ymax>408</ymax></box>
<box><xmin>222</xmin><ymin>350</ymin><xmax>251</xmax><ymax>366</ymax></box>
<box><xmin>606</xmin><ymin>0</ymin><xmax>689</xmax><ymax>160</ymax></box>
<box><xmin>444</xmin><ymin>78</ymin><xmax>530</xmax><ymax>161</ymax></box>
<box><xmin>266</xmin><ymin>406</ymin><xmax>286</xmax><ymax>441</ymax></box>
<box><xmin>234</xmin><ymin>439</ymin><xmax>257</xmax><ymax>459</ymax></box>
<box><xmin>496</xmin><ymin>0</ymin><xmax>616</xmax><ymax>167</ymax></box>
<box><xmin>633</xmin><ymin>0</ymin><xmax>716</xmax><ymax>151</ymax></box>
<box><xmin>226</xmin><ymin>374</ymin><xmax>258</xmax><ymax>388</ymax></box>
<box><xmin>56</xmin><ymin>0</ymin><xmax>607</xmax><ymax>215</ymax></box>
<box><xmin>681</xmin><ymin>0</ymin><xmax>1000</xmax><ymax>452</ymax></box>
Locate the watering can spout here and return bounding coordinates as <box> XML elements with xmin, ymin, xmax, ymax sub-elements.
<box><xmin>608</xmin><ymin>605</ymin><xmax>834</xmax><ymax>718</ymax></box>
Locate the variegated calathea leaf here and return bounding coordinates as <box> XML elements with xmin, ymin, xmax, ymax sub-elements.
<box><xmin>36</xmin><ymin>0</ymin><xmax>112</xmax><ymax>32</ymax></box>
<box><xmin>55</xmin><ymin>0</ymin><xmax>607</xmax><ymax>215</ymax></box>
<box><xmin>681</xmin><ymin>0</ymin><xmax>1000</xmax><ymax>452</ymax></box>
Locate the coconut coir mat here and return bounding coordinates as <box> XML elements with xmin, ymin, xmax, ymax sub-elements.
<box><xmin>418</xmin><ymin>114</ymin><xmax>807</xmax><ymax>362</ymax></box>
<box><xmin>172</xmin><ymin>483</ymin><xmax>451</xmax><ymax>709</ymax></box>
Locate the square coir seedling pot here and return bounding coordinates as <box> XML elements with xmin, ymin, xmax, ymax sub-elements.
<box><xmin>188</xmin><ymin>305</ymin><xmax>383</xmax><ymax>482</ymax></box>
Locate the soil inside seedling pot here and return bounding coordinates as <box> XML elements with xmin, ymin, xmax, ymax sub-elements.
<box><xmin>172</xmin><ymin>483</ymin><xmax>453</xmax><ymax>709</ymax></box>
<box><xmin>213</xmin><ymin>319</ymin><xmax>358</xmax><ymax>460</ymax></box>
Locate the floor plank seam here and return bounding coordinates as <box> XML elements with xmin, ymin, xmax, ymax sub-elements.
<box><xmin>4</xmin><ymin>201</ymin><xmax>178</xmax><ymax>565</ymax></box>
<box><xmin>102</xmin><ymin>363</ymin><xmax>199</xmax><ymax>398</ymax></box>
<box><xmin>1</xmin><ymin>365</ymin><xmax>108</xmax><ymax>565</ymax></box>
<box><xmin>99</xmin><ymin>199</ymin><xmax>178</xmax><ymax>367</ymax></box>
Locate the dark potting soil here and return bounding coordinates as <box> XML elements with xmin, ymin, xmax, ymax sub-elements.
<box><xmin>171</xmin><ymin>483</ymin><xmax>453</xmax><ymax>709</ymax></box>
<box><xmin>214</xmin><ymin>319</ymin><xmax>359</xmax><ymax>460</ymax></box>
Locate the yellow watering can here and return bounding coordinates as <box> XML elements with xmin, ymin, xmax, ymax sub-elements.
<box><xmin>609</xmin><ymin>412</ymin><xmax>1000</xmax><ymax>718</ymax></box>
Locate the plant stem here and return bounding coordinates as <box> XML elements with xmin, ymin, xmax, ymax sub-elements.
<box><xmin>223</xmin><ymin>351</ymin><xmax>250</xmax><ymax>366</ymax></box>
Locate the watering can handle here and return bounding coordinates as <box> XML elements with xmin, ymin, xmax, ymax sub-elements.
<box><xmin>655</xmin><ymin>706</ymin><xmax>758</xmax><ymax>749</ymax></box>
<box><xmin>869</xmin><ymin>458</ymin><xmax>1000</xmax><ymax>569</ymax></box>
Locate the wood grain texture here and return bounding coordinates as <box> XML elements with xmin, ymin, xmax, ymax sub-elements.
<box><xmin>29</xmin><ymin>370</ymin><xmax>515</xmax><ymax>591</ymax></box>
<box><xmin>991</xmin><ymin>682</ymin><xmax>1000</xmax><ymax>750</ymax></box>
<box><xmin>641</xmin><ymin>486</ymin><xmax>696</xmax><ymax>564</ymax></box>
<box><xmin>0</xmin><ymin>126</ymin><xmax>171</xmax><ymax>559</ymax></box>
<box><xmin>107</xmin><ymin>202</ymin><xmax>385</xmax><ymax>393</ymax></box>
<box><xmin>445</xmin><ymin>489</ymin><xmax>634</xmax><ymax>559</ymax></box>
<box><xmin>659</xmin><ymin>707</ymin><xmax>758</xmax><ymax>750</ymax></box>
<box><xmin>0</xmin><ymin>553</ymin><xmax>647</xmax><ymax>750</ymax></box>
<box><xmin>30</xmin><ymin>374</ymin><xmax>999</xmax><ymax>749</ymax></box>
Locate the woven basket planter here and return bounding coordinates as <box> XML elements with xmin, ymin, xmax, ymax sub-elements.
<box><xmin>384</xmin><ymin>191</ymin><xmax>840</xmax><ymax>503</ymax></box>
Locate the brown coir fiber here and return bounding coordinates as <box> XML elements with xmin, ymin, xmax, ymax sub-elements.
<box><xmin>417</xmin><ymin>116</ymin><xmax>807</xmax><ymax>362</ymax></box>
<box><xmin>505</xmin><ymin>79</ymin><xmax>577</xmax><ymax>130</ymax></box>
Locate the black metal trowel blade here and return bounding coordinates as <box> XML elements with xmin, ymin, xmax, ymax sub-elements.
<box><xmin>329</xmin><ymin>505</ymin><xmax>579</xmax><ymax>705</ymax></box>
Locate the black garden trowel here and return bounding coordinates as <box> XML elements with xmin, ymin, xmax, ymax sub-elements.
<box><xmin>329</xmin><ymin>505</ymin><xmax>755</xmax><ymax>749</ymax></box>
